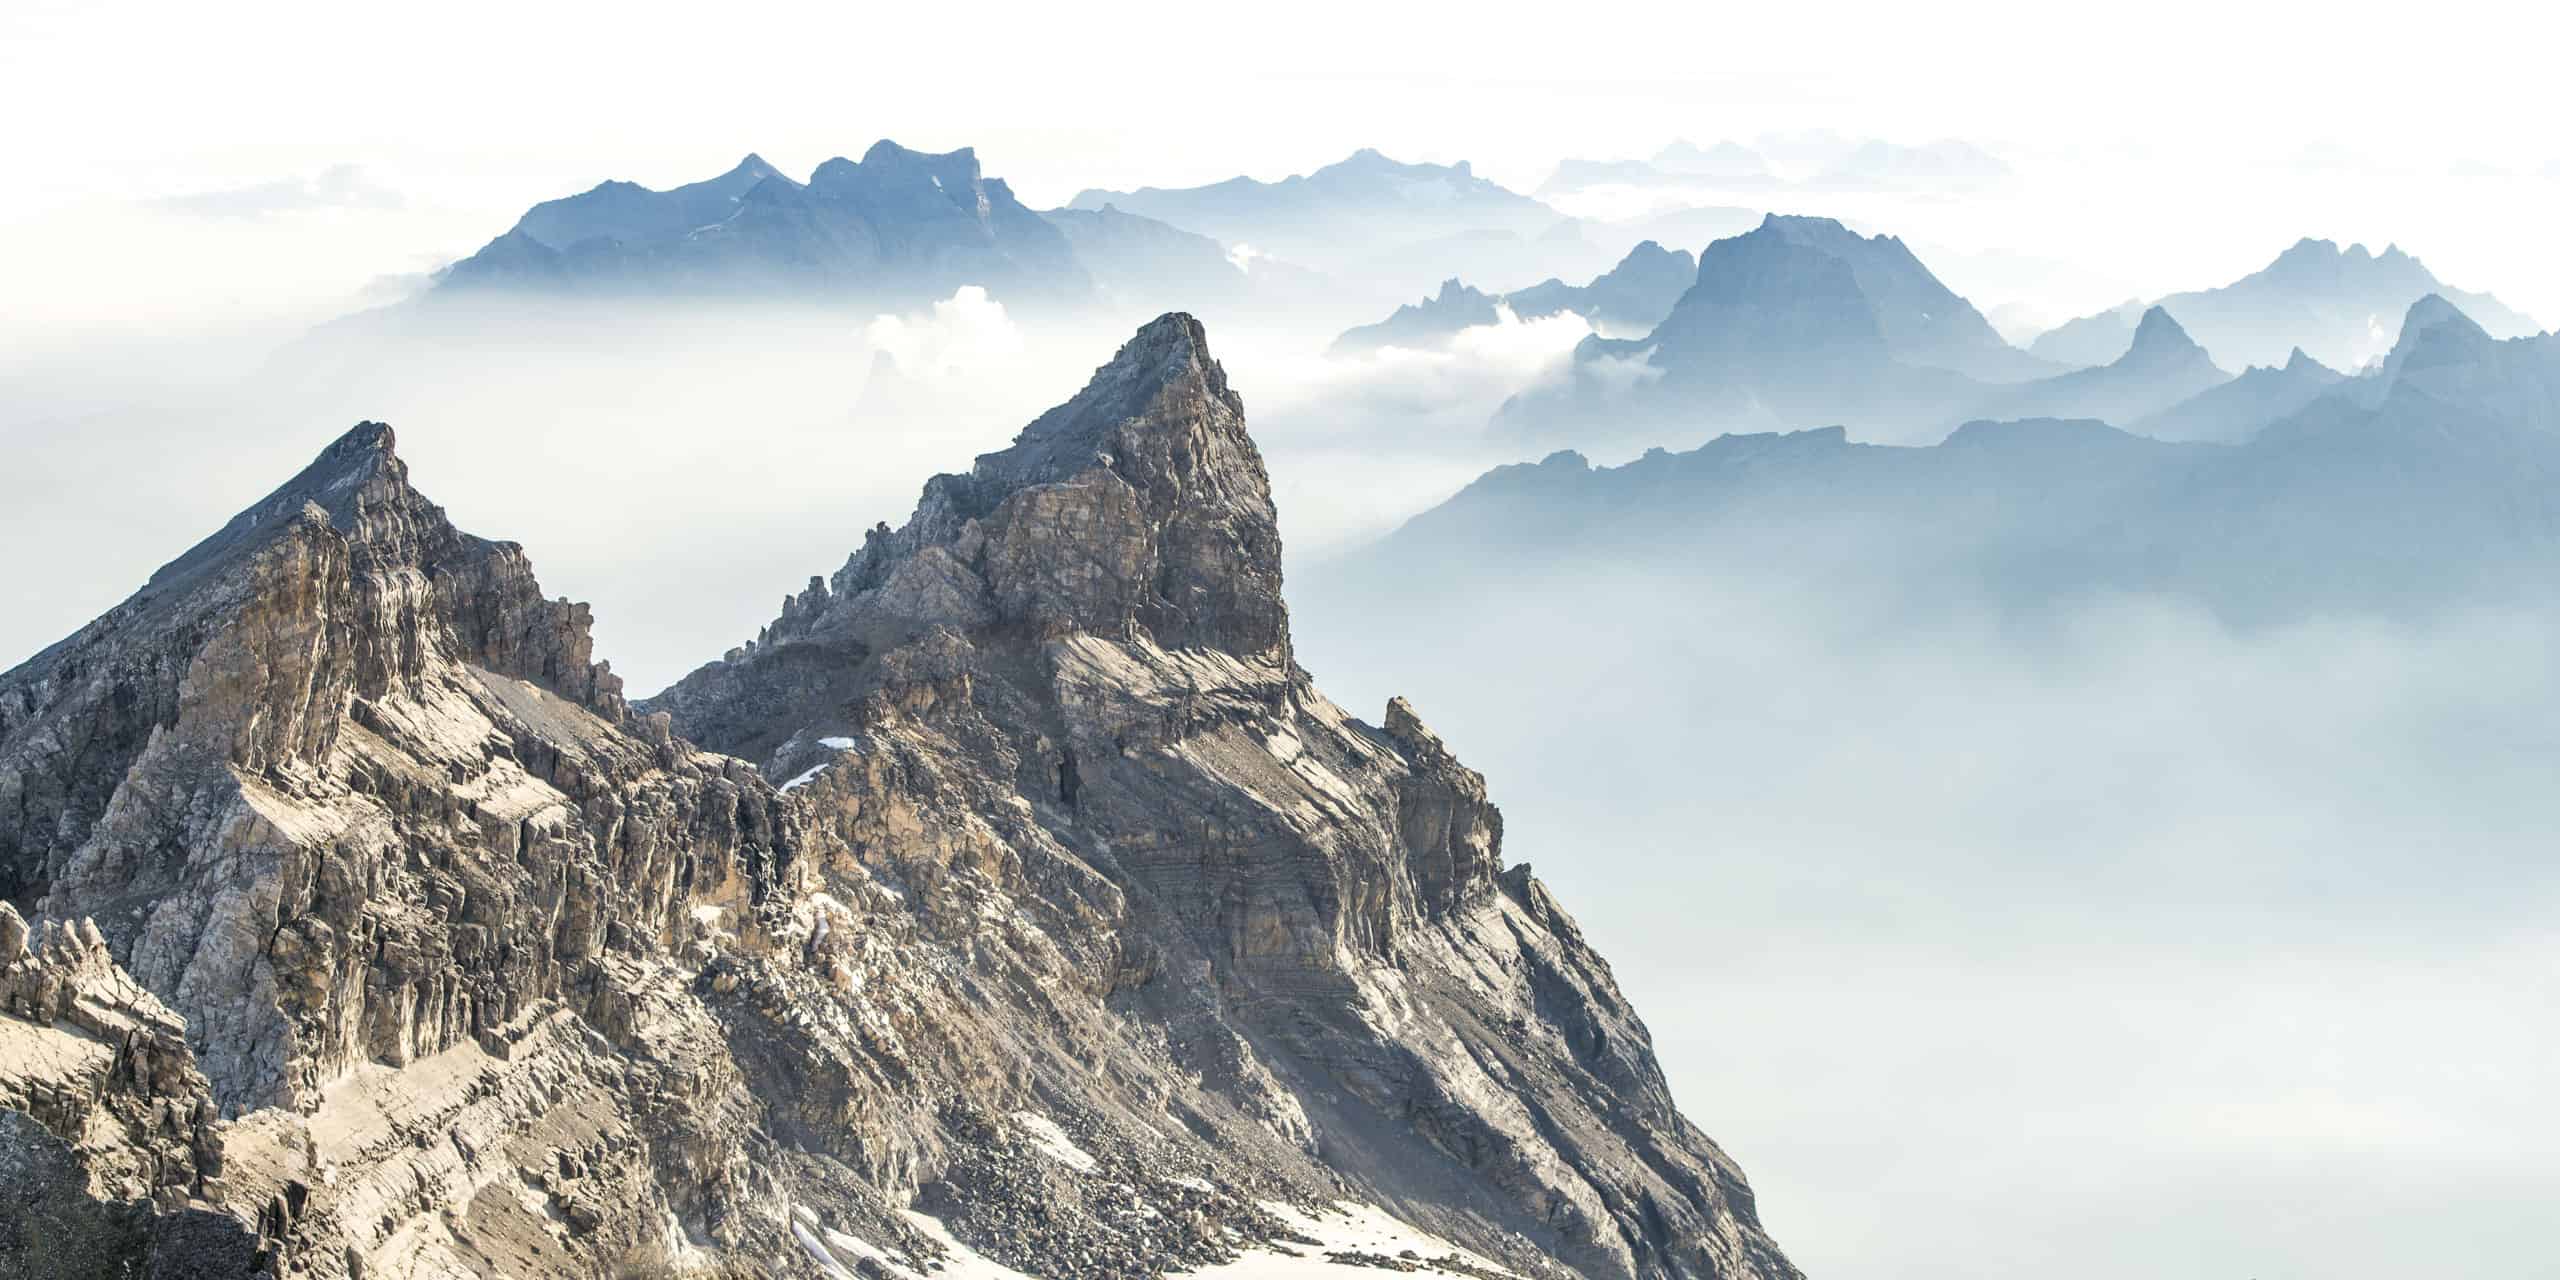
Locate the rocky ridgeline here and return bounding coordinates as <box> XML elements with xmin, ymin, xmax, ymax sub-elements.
<box><xmin>0</xmin><ymin>316</ymin><xmax>1797</xmax><ymax>1280</ymax></box>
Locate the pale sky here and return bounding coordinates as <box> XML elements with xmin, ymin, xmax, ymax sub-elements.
<box><xmin>7</xmin><ymin>0</ymin><xmax>2560</xmax><ymax>354</ymax></box>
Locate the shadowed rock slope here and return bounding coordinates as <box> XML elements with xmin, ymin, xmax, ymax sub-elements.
<box><xmin>0</xmin><ymin>317</ymin><xmax>1796</xmax><ymax>1280</ymax></box>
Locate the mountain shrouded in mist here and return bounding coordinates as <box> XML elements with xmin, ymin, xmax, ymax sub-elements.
<box><xmin>2030</xmin><ymin>237</ymin><xmax>2540</xmax><ymax>372</ymax></box>
<box><xmin>1331</xmin><ymin>240</ymin><xmax>1698</xmax><ymax>352</ymax></box>
<box><xmin>1062</xmin><ymin>148</ymin><xmax>1630</xmax><ymax>301</ymax></box>
<box><xmin>1495</xmin><ymin>214</ymin><xmax>2053</xmax><ymax>448</ymax></box>
<box><xmin>1351</xmin><ymin>295</ymin><xmax>2560</xmax><ymax>621</ymax></box>
<box><xmin>1069</xmin><ymin>148</ymin><xmax>1563</xmax><ymax>258</ymax></box>
<box><xmin>1969</xmin><ymin>306</ymin><xmax>2231</xmax><ymax>427</ymax></box>
<box><xmin>436</xmin><ymin>141</ymin><xmax>1092</xmax><ymax>306</ymax></box>
<box><xmin>2132</xmin><ymin>345</ymin><xmax>2345</xmax><ymax>443</ymax></box>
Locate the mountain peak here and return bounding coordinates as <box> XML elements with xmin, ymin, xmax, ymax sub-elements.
<box><xmin>2126</xmin><ymin>305</ymin><xmax>2205</xmax><ymax>360</ymax></box>
<box><xmin>142</xmin><ymin>421</ymin><xmax>406</xmax><ymax>594</ymax></box>
<box><xmin>2395</xmin><ymin>293</ymin><xmax>2492</xmax><ymax>355</ymax></box>
<box><xmin>1759</xmin><ymin>212</ymin><xmax>1854</xmax><ymax>239</ymax></box>
<box><xmin>998</xmin><ymin>312</ymin><xmax>1235</xmax><ymax>470</ymax></box>
<box><xmin>320</xmin><ymin>417</ymin><xmax>397</xmax><ymax>463</ymax></box>
<box><xmin>809</xmin><ymin>312</ymin><xmax>1284</xmax><ymax>659</ymax></box>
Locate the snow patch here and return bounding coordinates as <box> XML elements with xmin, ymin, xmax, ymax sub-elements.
<box><xmin>899</xmin><ymin>1210</ymin><xmax>1039</xmax><ymax>1280</ymax></box>
<box><xmin>792</xmin><ymin>1215</ymin><xmax>859</xmax><ymax>1280</ymax></box>
<box><xmin>1175</xmin><ymin>1201</ymin><xmax>1523</xmax><ymax>1280</ymax></box>
<box><xmin>1010</xmin><ymin>1110</ymin><xmax>1098</xmax><ymax>1173</ymax></box>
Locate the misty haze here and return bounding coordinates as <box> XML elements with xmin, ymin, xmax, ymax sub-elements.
<box><xmin>4</xmin><ymin>6</ymin><xmax>2556</xmax><ymax>1280</ymax></box>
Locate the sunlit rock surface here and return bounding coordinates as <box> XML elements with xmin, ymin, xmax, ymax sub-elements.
<box><xmin>0</xmin><ymin>316</ymin><xmax>1795</xmax><ymax>1280</ymax></box>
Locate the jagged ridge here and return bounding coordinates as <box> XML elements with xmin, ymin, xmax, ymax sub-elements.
<box><xmin>1</xmin><ymin>316</ymin><xmax>1797</xmax><ymax>1280</ymax></box>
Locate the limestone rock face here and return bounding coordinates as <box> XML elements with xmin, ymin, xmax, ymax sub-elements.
<box><xmin>650</xmin><ymin>315</ymin><xmax>1795</xmax><ymax>1280</ymax></box>
<box><xmin>0</xmin><ymin>315</ymin><xmax>1796</xmax><ymax>1280</ymax></box>
<box><xmin>0</xmin><ymin>901</ymin><xmax>256</xmax><ymax>1277</ymax></box>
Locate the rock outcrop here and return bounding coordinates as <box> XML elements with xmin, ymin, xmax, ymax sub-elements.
<box><xmin>1</xmin><ymin>316</ymin><xmax>1796</xmax><ymax>1280</ymax></box>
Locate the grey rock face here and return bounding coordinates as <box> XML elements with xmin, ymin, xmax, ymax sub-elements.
<box><xmin>648</xmin><ymin>314</ymin><xmax>1794</xmax><ymax>1280</ymax></box>
<box><xmin>2</xmin><ymin>316</ymin><xmax>1796</xmax><ymax>1280</ymax></box>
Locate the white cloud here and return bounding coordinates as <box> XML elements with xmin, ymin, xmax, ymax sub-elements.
<box><xmin>859</xmin><ymin>285</ymin><xmax>1025</xmax><ymax>380</ymax></box>
<box><xmin>151</xmin><ymin>163</ymin><xmax>404</xmax><ymax>219</ymax></box>
<box><xmin>1261</xmin><ymin>304</ymin><xmax>1591</xmax><ymax>438</ymax></box>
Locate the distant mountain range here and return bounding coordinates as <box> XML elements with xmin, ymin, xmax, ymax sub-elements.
<box><xmin>1329</xmin><ymin>295</ymin><xmax>2560</xmax><ymax>623</ymax></box>
<box><xmin>1062</xmin><ymin>148</ymin><xmax>1671</xmax><ymax>306</ymax></box>
<box><xmin>2131</xmin><ymin>347</ymin><xmax>2344</xmax><ymax>444</ymax></box>
<box><xmin>428</xmin><ymin>145</ymin><xmax>1656</xmax><ymax>320</ymax></box>
<box><xmin>1071</xmin><ymin>148</ymin><xmax>1563</xmax><ymax>261</ymax></box>
<box><xmin>1496</xmin><ymin>214</ymin><xmax>2067</xmax><ymax>445</ymax></box>
<box><xmin>440</xmin><ymin>142</ymin><xmax>1093</xmax><ymax>306</ymax></box>
<box><xmin>1488</xmin><ymin>217</ymin><xmax>2528</xmax><ymax>453</ymax></box>
<box><xmin>1971</xmin><ymin>306</ymin><xmax>2230</xmax><ymax>427</ymax></box>
<box><xmin>1036</xmin><ymin>203</ymin><xmax>1323</xmax><ymax>312</ymax></box>
<box><xmin>2030</xmin><ymin>238</ymin><xmax>2540</xmax><ymax>372</ymax></box>
<box><xmin>1330</xmin><ymin>241</ymin><xmax>1697</xmax><ymax>353</ymax></box>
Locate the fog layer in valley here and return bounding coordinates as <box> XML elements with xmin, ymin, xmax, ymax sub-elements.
<box><xmin>1288</xmin><ymin>562</ymin><xmax>2560</xmax><ymax>1280</ymax></box>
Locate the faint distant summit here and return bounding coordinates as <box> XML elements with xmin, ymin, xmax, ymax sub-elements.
<box><xmin>1067</xmin><ymin>147</ymin><xmax>1563</xmax><ymax>265</ymax></box>
<box><xmin>2030</xmin><ymin>237</ymin><xmax>2538</xmax><ymax>371</ymax></box>
<box><xmin>1330</xmin><ymin>239</ymin><xmax>1697</xmax><ymax>352</ymax></box>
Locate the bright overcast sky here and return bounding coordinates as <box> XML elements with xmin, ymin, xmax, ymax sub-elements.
<box><xmin>7</xmin><ymin>0</ymin><xmax>2560</xmax><ymax>351</ymax></box>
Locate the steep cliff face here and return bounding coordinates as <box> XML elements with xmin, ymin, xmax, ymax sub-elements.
<box><xmin>649</xmin><ymin>315</ymin><xmax>1794</xmax><ymax>1280</ymax></box>
<box><xmin>0</xmin><ymin>316</ymin><xmax>1796</xmax><ymax>1280</ymax></box>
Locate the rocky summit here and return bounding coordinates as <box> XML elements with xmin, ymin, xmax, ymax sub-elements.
<box><xmin>0</xmin><ymin>316</ymin><xmax>1796</xmax><ymax>1280</ymax></box>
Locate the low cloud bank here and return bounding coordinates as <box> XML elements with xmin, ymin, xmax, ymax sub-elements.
<box><xmin>1291</xmin><ymin>558</ymin><xmax>2560</xmax><ymax>1280</ymax></box>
